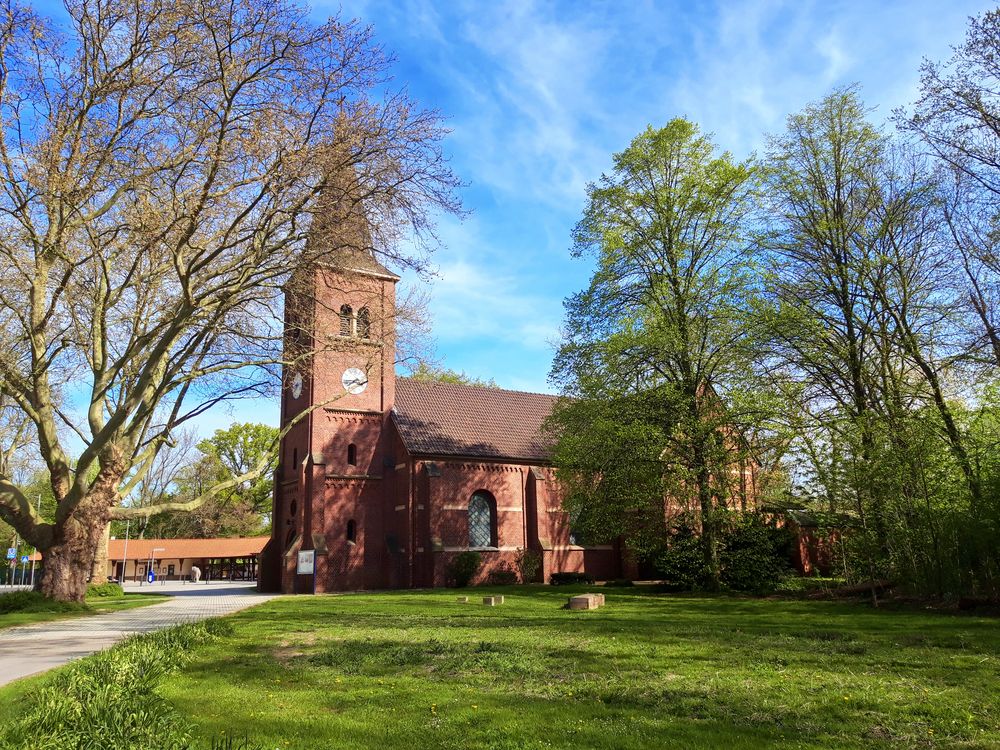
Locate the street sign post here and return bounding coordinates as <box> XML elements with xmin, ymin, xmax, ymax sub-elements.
<box><xmin>5</xmin><ymin>548</ymin><xmax>14</xmax><ymax>560</ymax></box>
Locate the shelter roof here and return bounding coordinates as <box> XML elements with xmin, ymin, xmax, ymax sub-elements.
<box><xmin>107</xmin><ymin>537</ymin><xmax>268</xmax><ymax>561</ymax></box>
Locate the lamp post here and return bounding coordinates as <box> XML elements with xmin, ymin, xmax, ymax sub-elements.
<box><xmin>119</xmin><ymin>519</ymin><xmax>130</xmax><ymax>585</ymax></box>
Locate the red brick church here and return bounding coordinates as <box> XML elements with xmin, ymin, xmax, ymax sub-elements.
<box><xmin>259</xmin><ymin>251</ymin><xmax>625</xmax><ymax>594</ymax></box>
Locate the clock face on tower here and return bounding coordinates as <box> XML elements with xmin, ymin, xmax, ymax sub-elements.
<box><xmin>290</xmin><ymin>373</ymin><xmax>303</xmax><ymax>399</ymax></box>
<box><xmin>342</xmin><ymin>367</ymin><xmax>368</xmax><ymax>395</ymax></box>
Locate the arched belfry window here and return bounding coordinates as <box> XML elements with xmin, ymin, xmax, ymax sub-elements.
<box><xmin>347</xmin><ymin>443</ymin><xmax>357</xmax><ymax>466</ymax></box>
<box><xmin>357</xmin><ymin>307</ymin><xmax>371</xmax><ymax>339</ymax></box>
<box><xmin>468</xmin><ymin>491</ymin><xmax>496</xmax><ymax>549</ymax></box>
<box><xmin>346</xmin><ymin>519</ymin><xmax>357</xmax><ymax>544</ymax></box>
<box><xmin>339</xmin><ymin>305</ymin><xmax>353</xmax><ymax>337</ymax></box>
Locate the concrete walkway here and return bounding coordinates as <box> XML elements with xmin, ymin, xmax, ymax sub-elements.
<box><xmin>0</xmin><ymin>581</ymin><xmax>278</xmax><ymax>686</ymax></box>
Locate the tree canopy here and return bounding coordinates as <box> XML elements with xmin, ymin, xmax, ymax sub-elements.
<box><xmin>551</xmin><ymin>31</ymin><xmax>1000</xmax><ymax>599</ymax></box>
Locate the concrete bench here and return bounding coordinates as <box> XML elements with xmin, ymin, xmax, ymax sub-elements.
<box><xmin>483</xmin><ymin>595</ymin><xmax>505</xmax><ymax>606</ymax></box>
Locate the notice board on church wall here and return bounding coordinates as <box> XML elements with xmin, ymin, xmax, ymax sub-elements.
<box><xmin>297</xmin><ymin>550</ymin><xmax>315</xmax><ymax>575</ymax></box>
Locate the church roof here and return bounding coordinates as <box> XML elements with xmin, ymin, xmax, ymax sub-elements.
<box><xmin>392</xmin><ymin>379</ymin><xmax>559</xmax><ymax>463</ymax></box>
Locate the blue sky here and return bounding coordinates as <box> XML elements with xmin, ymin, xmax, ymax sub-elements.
<box><xmin>316</xmin><ymin>0</ymin><xmax>991</xmax><ymax>398</ymax></box>
<box><xmin>29</xmin><ymin>0</ymin><xmax>997</xmax><ymax>438</ymax></box>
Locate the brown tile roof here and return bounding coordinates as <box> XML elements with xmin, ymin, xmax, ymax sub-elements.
<box><xmin>107</xmin><ymin>537</ymin><xmax>268</xmax><ymax>561</ymax></box>
<box><xmin>392</xmin><ymin>378</ymin><xmax>559</xmax><ymax>462</ymax></box>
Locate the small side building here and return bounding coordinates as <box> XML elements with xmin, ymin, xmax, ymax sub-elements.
<box><xmin>106</xmin><ymin>537</ymin><xmax>268</xmax><ymax>582</ymax></box>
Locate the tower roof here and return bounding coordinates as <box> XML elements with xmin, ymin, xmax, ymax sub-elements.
<box><xmin>392</xmin><ymin>378</ymin><xmax>559</xmax><ymax>463</ymax></box>
<box><xmin>318</xmin><ymin>249</ymin><xmax>399</xmax><ymax>281</ymax></box>
<box><xmin>309</xmin><ymin>160</ymin><xmax>399</xmax><ymax>281</ymax></box>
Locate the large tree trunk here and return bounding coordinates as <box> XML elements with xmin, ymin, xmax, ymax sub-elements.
<box><xmin>39</xmin><ymin>495</ymin><xmax>113</xmax><ymax>602</ymax></box>
<box><xmin>693</xmin><ymin>437</ymin><xmax>720</xmax><ymax>591</ymax></box>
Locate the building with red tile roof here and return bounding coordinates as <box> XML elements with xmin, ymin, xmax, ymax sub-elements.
<box><xmin>260</xmin><ymin>251</ymin><xmax>626</xmax><ymax>593</ymax></box>
<box><xmin>106</xmin><ymin>537</ymin><xmax>268</xmax><ymax>582</ymax></box>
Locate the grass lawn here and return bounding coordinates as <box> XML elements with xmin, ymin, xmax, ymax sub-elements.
<box><xmin>0</xmin><ymin>591</ymin><xmax>167</xmax><ymax>630</ymax></box>
<box><xmin>155</xmin><ymin>586</ymin><xmax>998</xmax><ymax>749</ymax></box>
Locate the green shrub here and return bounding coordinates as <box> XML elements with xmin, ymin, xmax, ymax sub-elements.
<box><xmin>549</xmin><ymin>572</ymin><xmax>594</xmax><ymax>585</ymax></box>
<box><xmin>447</xmin><ymin>551</ymin><xmax>482</xmax><ymax>588</ymax></box>
<box><xmin>654</xmin><ymin>513</ymin><xmax>795</xmax><ymax>594</ymax></box>
<box><xmin>654</xmin><ymin>524</ymin><xmax>706</xmax><ymax>591</ymax></box>
<box><xmin>719</xmin><ymin>514</ymin><xmax>795</xmax><ymax>594</ymax></box>
<box><xmin>0</xmin><ymin>590</ymin><xmax>86</xmax><ymax>615</ymax></box>
<box><xmin>0</xmin><ymin>619</ymin><xmax>233</xmax><ymax>750</ymax></box>
<box><xmin>514</xmin><ymin>547</ymin><xmax>543</xmax><ymax>583</ymax></box>
<box><xmin>487</xmin><ymin>564</ymin><xmax>518</xmax><ymax>585</ymax></box>
<box><xmin>86</xmin><ymin>581</ymin><xmax>125</xmax><ymax>598</ymax></box>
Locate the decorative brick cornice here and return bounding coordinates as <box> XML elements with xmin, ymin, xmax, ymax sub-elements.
<box><xmin>323</xmin><ymin>410</ymin><xmax>382</xmax><ymax>423</ymax></box>
<box><xmin>451</xmin><ymin>462</ymin><xmax>520</xmax><ymax>473</ymax></box>
<box><xmin>324</xmin><ymin>475</ymin><xmax>381</xmax><ymax>486</ymax></box>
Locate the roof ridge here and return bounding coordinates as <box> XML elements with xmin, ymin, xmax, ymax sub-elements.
<box><xmin>397</xmin><ymin>376</ymin><xmax>559</xmax><ymax>399</ymax></box>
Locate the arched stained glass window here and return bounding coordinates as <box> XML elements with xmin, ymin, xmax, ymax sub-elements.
<box><xmin>468</xmin><ymin>492</ymin><xmax>495</xmax><ymax>548</ymax></box>
<box><xmin>339</xmin><ymin>305</ymin><xmax>353</xmax><ymax>336</ymax></box>
<box><xmin>357</xmin><ymin>307</ymin><xmax>371</xmax><ymax>339</ymax></box>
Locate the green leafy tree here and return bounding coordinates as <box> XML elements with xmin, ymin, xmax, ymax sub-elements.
<box><xmin>406</xmin><ymin>363</ymin><xmax>498</xmax><ymax>388</ymax></box>
<box><xmin>123</xmin><ymin>423</ymin><xmax>277</xmax><ymax>540</ymax></box>
<box><xmin>766</xmin><ymin>87</ymin><xmax>999</xmax><ymax>600</ymax></box>
<box><xmin>549</xmin><ymin>120</ymin><xmax>764</xmax><ymax>588</ymax></box>
<box><xmin>197</xmin><ymin>423</ymin><xmax>279</xmax><ymax>521</ymax></box>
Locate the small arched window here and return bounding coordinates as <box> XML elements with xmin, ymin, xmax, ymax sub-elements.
<box><xmin>468</xmin><ymin>491</ymin><xmax>496</xmax><ymax>548</ymax></box>
<box><xmin>347</xmin><ymin>443</ymin><xmax>357</xmax><ymax>466</ymax></box>
<box><xmin>357</xmin><ymin>307</ymin><xmax>371</xmax><ymax>339</ymax></box>
<box><xmin>339</xmin><ymin>304</ymin><xmax>353</xmax><ymax>337</ymax></box>
<box><xmin>346</xmin><ymin>519</ymin><xmax>357</xmax><ymax>544</ymax></box>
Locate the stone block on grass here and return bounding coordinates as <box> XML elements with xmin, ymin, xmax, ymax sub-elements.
<box><xmin>568</xmin><ymin>594</ymin><xmax>603</xmax><ymax>610</ymax></box>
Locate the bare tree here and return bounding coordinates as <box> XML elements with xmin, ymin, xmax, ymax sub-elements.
<box><xmin>903</xmin><ymin>9</ymin><xmax>1000</xmax><ymax>370</ymax></box>
<box><xmin>0</xmin><ymin>0</ymin><xmax>460</xmax><ymax>600</ymax></box>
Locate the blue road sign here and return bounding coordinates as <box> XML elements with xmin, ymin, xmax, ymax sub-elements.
<box><xmin>20</xmin><ymin>556</ymin><xmax>28</xmax><ymax>564</ymax></box>
<box><xmin>5</xmin><ymin>548</ymin><xmax>14</xmax><ymax>560</ymax></box>
<box><xmin>147</xmin><ymin>570</ymin><xmax>155</xmax><ymax>583</ymax></box>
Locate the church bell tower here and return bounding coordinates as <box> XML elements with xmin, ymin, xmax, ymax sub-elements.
<box><xmin>264</xmin><ymin>167</ymin><xmax>400</xmax><ymax>593</ymax></box>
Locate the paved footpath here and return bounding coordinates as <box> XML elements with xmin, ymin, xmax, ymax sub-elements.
<box><xmin>0</xmin><ymin>581</ymin><xmax>278</xmax><ymax>686</ymax></box>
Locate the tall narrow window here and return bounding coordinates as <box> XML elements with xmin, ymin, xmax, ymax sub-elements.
<box><xmin>346</xmin><ymin>519</ymin><xmax>357</xmax><ymax>544</ymax></box>
<box><xmin>347</xmin><ymin>443</ymin><xmax>357</xmax><ymax>466</ymax></box>
<box><xmin>468</xmin><ymin>491</ymin><xmax>496</xmax><ymax>548</ymax></box>
<box><xmin>357</xmin><ymin>307</ymin><xmax>371</xmax><ymax>339</ymax></box>
<box><xmin>339</xmin><ymin>304</ymin><xmax>353</xmax><ymax>337</ymax></box>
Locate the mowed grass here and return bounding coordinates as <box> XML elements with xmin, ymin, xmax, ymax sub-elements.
<box><xmin>0</xmin><ymin>590</ymin><xmax>167</xmax><ymax>630</ymax></box>
<box><xmin>147</xmin><ymin>586</ymin><xmax>999</xmax><ymax>750</ymax></box>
